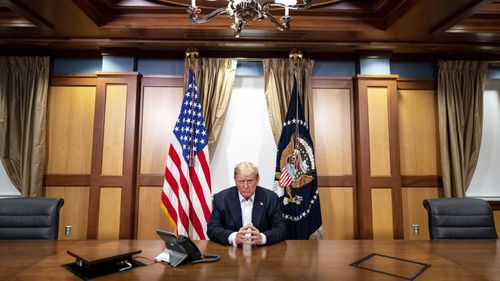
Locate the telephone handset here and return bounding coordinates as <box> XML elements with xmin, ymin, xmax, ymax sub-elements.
<box><xmin>156</xmin><ymin>229</ymin><xmax>220</xmax><ymax>267</ymax></box>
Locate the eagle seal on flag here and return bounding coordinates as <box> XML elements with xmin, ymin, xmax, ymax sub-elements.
<box><xmin>274</xmin><ymin>134</ymin><xmax>315</xmax><ymax>205</ymax></box>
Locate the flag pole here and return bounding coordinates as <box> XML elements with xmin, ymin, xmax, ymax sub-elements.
<box><xmin>185</xmin><ymin>47</ymin><xmax>199</xmax><ymax>167</ymax></box>
<box><xmin>188</xmin><ymin>71</ymin><xmax>196</xmax><ymax>167</ymax></box>
<box><xmin>290</xmin><ymin>49</ymin><xmax>303</xmax><ymax>170</ymax></box>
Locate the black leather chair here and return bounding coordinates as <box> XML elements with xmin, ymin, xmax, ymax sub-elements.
<box><xmin>423</xmin><ymin>198</ymin><xmax>498</xmax><ymax>240</ymax></box>
<box><xmin>0</xmin><ymin>197</ymin><xmax>64</xmax><ymax>240</ymax></box>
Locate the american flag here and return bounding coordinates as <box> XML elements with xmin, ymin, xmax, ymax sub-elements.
<box><xmin>161</xmin><ymin>69</ymin><xmax>212</xmax><ymax>240</ymax></box>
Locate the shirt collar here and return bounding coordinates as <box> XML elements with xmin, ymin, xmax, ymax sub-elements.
<box><xmin>238</xmin><ymin>192</ymin><xmax>255</xmax><ymax>203</ymax></box>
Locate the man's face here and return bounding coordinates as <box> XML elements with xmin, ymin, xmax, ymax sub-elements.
<box><xmin>235</xmin><ymin>173</ymin><xmax>258</xmax><ymax>200</ymax></box>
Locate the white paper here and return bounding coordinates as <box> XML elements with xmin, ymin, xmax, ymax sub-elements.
<box><xmin>154</xmin><ymin>248</ymin><xmax>170</xmax><ymax>263</ymax></box>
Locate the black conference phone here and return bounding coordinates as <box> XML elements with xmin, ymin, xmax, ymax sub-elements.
<box><xmin>156</xmin><ymin>229</ymin><xmax>220</xmax><ymax>267</ymax></box>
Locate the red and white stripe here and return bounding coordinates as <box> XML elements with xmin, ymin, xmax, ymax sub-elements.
<box><xmin>161</xmin><ymin>139</ymin><xmax>212</xmax><ymax>240</ymax></box>
<box><xmin>279</xmin><ymin>166</ymin><xmax>293</xmax><ymax>187</ymax></box>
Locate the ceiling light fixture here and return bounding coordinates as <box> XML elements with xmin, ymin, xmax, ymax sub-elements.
<box><xmin>188</xmin><ymin>0</ymin><xmax>312</xmax><ymax>37</ymax></box>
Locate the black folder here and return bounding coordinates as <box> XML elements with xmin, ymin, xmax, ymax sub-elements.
<box><xmin>62</xmin><ymin>246</ymin><xmax>144</xmax><ymax>280</ymax></box>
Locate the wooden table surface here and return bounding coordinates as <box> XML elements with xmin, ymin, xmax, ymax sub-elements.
<box><xmin>1</xmin><ymin>239</ymin><xmax>499</xmax><ymax>281</ymax></box>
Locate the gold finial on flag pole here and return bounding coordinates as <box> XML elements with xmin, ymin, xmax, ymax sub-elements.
<box><xmin>185</xmin><ymin>47</ymin><xmax>199</xmax><ymax>70</ymax></box>
<box><xmin>289</xmin><ymin>49</ymin><xmax>303</xmax><ymax>62</ymax></box>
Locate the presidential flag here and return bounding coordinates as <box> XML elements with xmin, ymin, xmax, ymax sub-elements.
<box><xmin>161</xmin><ymin>69</ymin><xmax>212</xmax><ymax>240</ymax></box>
<box><xmin>273</xmin><ymin>80</ymin><xmax>323</xmax><ymax>239</ymax></box>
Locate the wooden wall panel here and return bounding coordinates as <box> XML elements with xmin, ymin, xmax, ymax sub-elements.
<box><xmin>98</xmin><ymin>187</ymin><xmax>122</xmax><ymax>240</ymax></box>
<box><xmin>47</xmin><ymin>73</ymin><xmax>140</xmax><ymax>240</ymax></box>
<box><xmin>494</xmin><ymin>211</ymin><xmax>500</xmax><ymax>239</ymax></box>
<box><xmin>367</xmin><ymin>87</ymin><xmax>391</xmax><ymax>176</ymax></box>
<box><xmin>140</xmin><ymin>86</ymin><xmax>184</xmax><ymax>174</ymax></box>
<box><xmin>319</xmin><ymin>188</ymin><xmax>354</xmax><ymax>239</ymax></box>
<box><xmin>45</xmin><ymin>186</ymin><xmax>89</xmax><ymax>240</ymax></box>
<box><xmin>101</xmin><ymin>85</ymin><xmax>128</xmax><ymax>175</ymax></box>
<box><xmin>137</xmin><ymin>186</ymin><xmax>174</xmax><ymax>240</ymax></box>
<box><xmin>353</xmin><ymin>75</ymin><xmax>402</xmax><ymax>239</ymax></box>
<box><xmin>398</xmin><ymin>90</ymin><xmax>439</xmax><ymax>175</ymax></box>
<box><xmin>47</xmin><ymin>86</ymin><xmax>96</xmax><ymax>174</ymax></box>
<box><xmin>372</xmin><ymin>188</ymin><xmax>394</xmax><ymax>240</ymax></box>
<box><xmin>313</xmin><ymin>88</ymin><xmax>352</xmax><ymax>175</ymax></box>
<box><xmin>401</xmin><ymin>187</ymin><xmax>440</xmax><ymax>240</ymax></box>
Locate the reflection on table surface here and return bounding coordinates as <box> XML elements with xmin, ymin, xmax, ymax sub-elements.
<box><xmin>0</xmin><ymin>239</ymin><xmax>499</xmax><ymax>281</ymax></box>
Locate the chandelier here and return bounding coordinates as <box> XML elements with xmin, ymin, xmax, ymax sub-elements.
<box><xmin>188</xmin><ymin>0</ymin><xmax>313</xmax><ymax>37</ymax></box>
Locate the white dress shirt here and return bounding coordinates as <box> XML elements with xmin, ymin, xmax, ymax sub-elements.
<box><xmin>228</xmin><ymin>192</ymin><xmax>267</xmax><ymax>246</ymax></box>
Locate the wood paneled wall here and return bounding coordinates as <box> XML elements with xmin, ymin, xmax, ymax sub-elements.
<box><xmin>101</xmin><ymin>85</ymin><xmax>128</xmax><ymax>176</ymax></box>
<box><xmin>47</xmin><ymin>85</ymin><xmax>96</xmax><ymax>174</ymax></box>
<box><xmin>312</xmin><ymin>78</ymin><xmax>356</xmax><ymax>239</ymax></box>
<box><xmin>371</xmin><ymin>188</ymin><xmax>394</xmax><ymax>239</ymax></box>
<box><xmin>319</xmin><ymin>188</ymin><xmax>354</xmax><ymax>239</ymax></box>
<box><xmin>137</xmin><ymin>186</ymin><xmax>173</xmax><ymax>239</ymax></box>
<box><xmin>46</xmin><ymin>76</ymin><xmax>96</xmax><ymax>240</ymax></box>
<box><xmin>135</xmin><ymin>77</ymin><xmax>184</xmax><ymax>239</ymax></box>
<box><xmin>139</xmin><ymin>84</ymin><xmax>184</xmax><ymax>175</ymax></box>
<box><xmin>398</xmin><ymin>79</ymin><xmax>441</xmax><ymax>240</ymax></box>
<box><xmin>367</xmin><ymin>87</ymin><xmax>391</xmax><ymax>177</ymax></box>
<box><xmin>45</xmin><ymin>73</ymin><xmax>140</xmax><ymax>240</ymax></box>
<box><xmin>353</xmin><ymin>76</ymin><xmax>442</xmax><ymax>240</ymax></box>
<box><xmin>398</xmin><ymin>89</ymin><xmax>439</xmax><ymax>176</ymax></box>
<box><xmin>45</xmin><ymin>73</ymin><xmax>449</xmax><ymax>241</ymax></box>
<box><xmin>45</xmin><ymin>186</ymin><xmax>89</xmax><ymax>240</ymax></box>
<box><xmin>495</xmin><ymin>211</ymin><xmax>500</xmax><ymax>238</ymax></box>
<box><xmin>402</xmin><ymin>187</ymin><xmax>441</xmax><ymax>240</ymax></box>
<box><xmin>355</xmin><ymin>75</ymin><xmax>403</xmax><ymax>239</ymax></box>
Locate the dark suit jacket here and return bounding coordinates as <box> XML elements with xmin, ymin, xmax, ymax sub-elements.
<box><xmin>207</xmin><ymin>186</ymin><xmax>286</xmax><ymax>245</ymax></box>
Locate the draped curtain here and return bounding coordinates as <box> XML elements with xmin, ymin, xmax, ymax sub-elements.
<box><xmin>0</xmin><ymin>56</ymin><xmax>50</xmax><ymax>196</ymax></box>
<box><xmin>262</xmin><ymin>58</ymin><xmax>315</xmax><ymax>144</ymax></box>
<box><xmin>437</xmin><ymin>60</ymin><xmax>488</xmax><ymax>197</ymax></box>
<box><xmin>184</xmin><ymin>58</ymin><xmax>238</xmax><ymax>159</ymax></box>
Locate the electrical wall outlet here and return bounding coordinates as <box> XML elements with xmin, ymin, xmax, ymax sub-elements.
<box><xmin>65</xmin><ymin>225</ymin><xmax>72</xmax><ymax>237</ymax></box>
<box><xmin>412</xmin><ymin>224</ymin><xmax>419</xmax><ymax>236</ymax></box>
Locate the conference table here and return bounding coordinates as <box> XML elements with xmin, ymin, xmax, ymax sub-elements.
<box><xmin>0</xmin><ymin>239</ymin><xmax>499</xmax><ymax>281</ymax></box>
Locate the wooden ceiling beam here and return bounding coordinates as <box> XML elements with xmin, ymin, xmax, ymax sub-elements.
<box><xmin>0</xmin><ymin>0</ymin><xmax>52</xmax><ymax>30</ymax></box>
<box><xmin>447</xmin><ymin>14</ymin><xmax>500</xmax><ymax>33</ymax></box>
<box><xmin>382</xmin><ymin>0</ymin><xmax>420</xmax><ymax>29</ymax></box>
<box><xmin>429</xmin><ymin>0</ymin><xmax>494</xmax><ymax>34</ymax></box>
<box><xmin>72</xmin><ymin>0</ymin><xmax>116</xmax><ymax>26</ymax></box>
<box><xmin>0</xmin><ymin>8</ymin><xmax>36</xmax><ymax>28</ymax></box>
<box><xmin>2</xmin><ymin>36</ymin><xmax>500</xmax><ymax>52</ymax></box>
<box><xmin>101</xmin><ymin>13</ymin><xmax>384</xmax><ymax>32</ymax></box>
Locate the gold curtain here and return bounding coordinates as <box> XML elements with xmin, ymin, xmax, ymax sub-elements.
<box><xmin>0</xmin><ymin>56</ymin><xmax>50</xmax><ymax>196</ymax></box>
<box><xmin>184</xmin><ymin>58</ymin><xmax>238</xmax><ymax>159</ymax></box>
<box><xmin>437</xmin><ymin>60</ymin><xmax>488</xmax><ymax>197</ymax></box>
<box><xmin>262</xmin><ymin>58</ymin><xmax>315</xmax><ymax>144</ymax></box>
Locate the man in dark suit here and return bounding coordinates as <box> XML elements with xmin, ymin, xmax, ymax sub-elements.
<box><xmin>207</xmin><ymin>162</ymin><xmax>286</xmax><ymax>246</ymax></box>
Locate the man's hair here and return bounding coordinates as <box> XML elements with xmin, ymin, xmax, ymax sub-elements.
<box><xmin>234</xmin><ymin>161</ymin><xmax>260</xmax><ymax>179</ymax></box>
